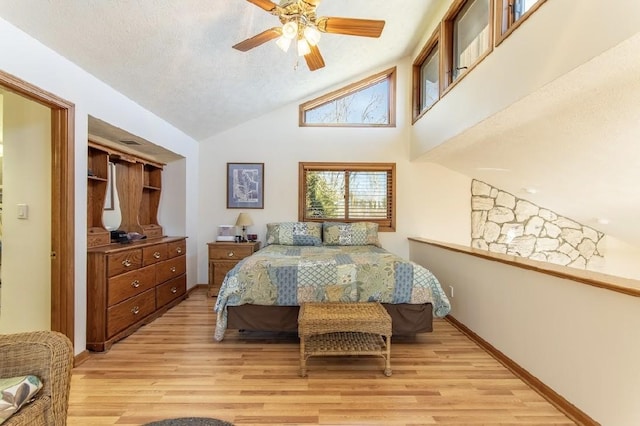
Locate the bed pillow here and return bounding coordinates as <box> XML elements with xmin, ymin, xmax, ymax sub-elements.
<box><xmin>323</xmin><ymin>222</ymin><xmax>381</xmax><ymax>247</ymax></box>
<box><xmin>265</xmin><ymin>222</ymin><xmax>322</xmax><ymax>246</ymax></box>
<box><xmin>0</xmin><ymin>375</ymin><xmax>43</xmax><ymax>424</ymax></box>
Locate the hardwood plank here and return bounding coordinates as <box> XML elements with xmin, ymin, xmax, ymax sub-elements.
<box><xmin>68</xmin><ymin>287</ymin><xmax>577</xmax><ymax>425</ymax></box>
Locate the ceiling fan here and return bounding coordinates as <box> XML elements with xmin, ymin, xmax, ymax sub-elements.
<box><xmin>233</xmin><ymin>0</ymin><xmax>385</xmax><ymax>71</ymax></box>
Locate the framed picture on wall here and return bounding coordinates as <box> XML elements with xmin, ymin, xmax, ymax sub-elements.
<box><xmin>227</xmin><ymin>162</ymin><xmax>264</xmax><ymax>209</ymax></box>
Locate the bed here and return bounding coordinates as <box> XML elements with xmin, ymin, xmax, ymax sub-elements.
<box><xmin>213</xmin><ymin>222</ymin><xmax>451</xmax><ymax>341</ymax></box>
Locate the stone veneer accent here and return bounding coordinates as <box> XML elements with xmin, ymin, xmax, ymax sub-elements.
<box><xmin>471</xmin><ymin>180</ymin><xmax>604</xmax><ymax>269</ymax></box>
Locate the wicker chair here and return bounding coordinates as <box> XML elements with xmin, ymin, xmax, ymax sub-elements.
<box><xmin>0</xmin><ymin>330</ymin><xmax>73</xmax><ymax>426</ymax></box>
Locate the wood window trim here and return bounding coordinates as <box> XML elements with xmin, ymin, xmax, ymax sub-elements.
<box><xmin>494</xmin><ymin>0</ymin><xmax>547</xmax><ymax>47</ymax></box>
<box><xmin>298</xmin><ymin>67</ymin><xmax>397</xmax><ymax>128</ymax></box>
<box><xmin>412</xmin><ymin>24</ymin><xmax>441</xmax><ymax>124</ymax></box>
<box><xmin>442</xmin><ymin>0</ymin><xmax>495</xmax><ymax>94</ymax></box>
<box><xmin>298</xmin><ymin>162</ymin><xmax>396</xmax><ymax>232</ymax></box>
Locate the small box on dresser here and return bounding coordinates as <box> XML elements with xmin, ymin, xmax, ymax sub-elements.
<box><xmin>208</xmin><ymin>241</ymin><xmax>260</xmax><ymax>297</ymax></box>
<box><xmin>87</xmin><ymin>236</ymin><xmax>187</xmax><ymax>352</ymax></box>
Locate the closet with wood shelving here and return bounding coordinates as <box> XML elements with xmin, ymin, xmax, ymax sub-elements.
<box><xmin>86</xmin><ymin>139</ymin><xmax>187</xmax><ymax>352</ymax></box>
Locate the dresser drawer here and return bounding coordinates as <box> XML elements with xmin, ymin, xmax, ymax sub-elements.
<box><xmin>142</xmin><ymin>243</ymin><xmax>168</xmax><ymax>266</ymax></box>
<box><xmin>107</xmin><ymin>264</ymin><xmax>157</xmax><ymax>306</ymax></box>
<box><xmin>156</xmin><ymin>255</ymin><xmax>186</xmax><ymax>284</ymax></box>
<box><xmin>107</xmin><ymin>289</ymin><xmax>155</xmax><ymax>338</ymax></box>
<box><xmin>167</xmin><ymin>239</ymin><xmax>186</xmax><ymax>258</ymax></box>
<box><xmin>209</xmin><ymin>245</ymin><xmax>254</xmax><ymax>260</ymax></box>
<box><xmin>156</xmin><ymin>275</ymin><xmax>186</xmax><ymax>308</ymax></box>
<box><xmin>107</xmin><ymin>249</ymin><xmax>142</xmax><ymax>277</ymax></box>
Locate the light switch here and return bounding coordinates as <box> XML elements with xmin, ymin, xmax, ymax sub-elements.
<box><xmin>17</xmin><ymin>203</ymin><xmax>28</xmax><ymax>219</ymax></box>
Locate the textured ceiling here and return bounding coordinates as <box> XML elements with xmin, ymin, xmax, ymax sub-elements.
<box><xmin>0</xmin><ymin>0</ymin><xmax>439</xmax><ymax>141</ymax></box>
<box><xmin>2</xmin><ymin>2</ymin><xmax>640</xmax><ymax>258</ymax></box>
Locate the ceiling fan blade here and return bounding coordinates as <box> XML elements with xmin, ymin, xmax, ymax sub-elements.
<box><xmin>317</xmin><ymin>17</ymin><xmax>385</xmax><ymax>38</ymax></box>
<box><xmin>232</xmin><ymin>27</ymin><xmax>282</xmax><ymax>52</ymax></box>
<box><xmin>301</xmin><ymin>0</ymin><xmax>322</xmax><ymax>7</ymax></box>
<box><xmin>305</xmin><ymin>44</ymin><xmax>325</xmax><ymax>71</ymax></box>
<box><xmin>246</xmin><ymin>0</ymin><xmax>278</xmax><ymax>12</ymax></box>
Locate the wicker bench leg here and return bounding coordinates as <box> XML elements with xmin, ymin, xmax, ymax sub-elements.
<box><xmin>300</xmin><ymin>337</ymin><xmax>307</xmax><ymax>377</ymax></box>
<box><xmin>384</xmin><ymin>334</ymin><xmax>392</xmax><ymax>376</ymax></box>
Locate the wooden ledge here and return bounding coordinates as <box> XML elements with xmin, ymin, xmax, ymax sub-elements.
<box><xmin>409</xmin><ymin>237</ymin><xmax>640</xmax><ymax>298</ymax></box>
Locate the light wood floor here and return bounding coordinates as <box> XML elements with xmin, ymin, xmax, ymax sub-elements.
<box><xmin>68</xmin><ymin>287</ymin><xmax>575</xmax><ymax>425</ymax></box>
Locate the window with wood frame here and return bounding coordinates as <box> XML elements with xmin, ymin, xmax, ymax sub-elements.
<box><xmin>495</xmin><ymin>0</ymin><xmax>546</xmax><ymax>45</ymax></box>
<box><xmin>299</xmin><ymin>67</ymin><xmax>396</xmax><ymax>127</ymax></box>
<box><xmin>299</xmin><ymin>162</ymin><xmax>396</xmax><ymax>231</ymax></box>
<box><xmin>448</xmin><ymin>0</ymin><xmax>492</xmax><ymax>83</ymax></box>
<box><xmin>413</xmin><ymin>26</ymin><xmax>441</xmax><ymax>121</ymax></box>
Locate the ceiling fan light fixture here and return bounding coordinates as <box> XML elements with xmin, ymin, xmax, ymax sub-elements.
<box><xmin>297</xmin><ymin>38</ymin><xmax>311</xmax><ymax>56</ymax></box>
<box><xmin>303</xmin><ymin>25</ymin><xmax>321</xmax><ymax>46</ymax></box>
<box><xmin>275</xmin><ymin>36</ymin><xmax>292</xmax><ymax>52</ymax></box>
<box><xmin>282</xmin><ymin>21</ymin><xmax>298</xmax><ymax>39</ymax></box>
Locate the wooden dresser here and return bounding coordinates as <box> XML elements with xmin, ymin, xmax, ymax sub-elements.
<box><xmin>87</xmin><ymin>236</ymin><xmax>187</xmax><ymax>352</ymax></box>
<box><xmin>207</xmin><ymin>241</ymin><xmax>260</xmax><ymax>297</ymax></box>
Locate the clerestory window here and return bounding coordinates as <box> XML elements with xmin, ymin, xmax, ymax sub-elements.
<box><xmin>299</xmin><ymin>68</ymin><xmax>396</xmax><ymax>127</ymax></box>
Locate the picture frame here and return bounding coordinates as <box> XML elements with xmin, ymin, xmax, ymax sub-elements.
<box><xmin>227</xmin><ymin>162</ymin><xmax>264</xmax><ymax>209</ymax></box>
<box><xmin>104</xmin><ymin>162</ymin><xmax>115</xmax><ymax>211</ymax></box>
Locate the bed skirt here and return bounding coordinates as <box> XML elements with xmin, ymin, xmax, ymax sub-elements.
<box><xmin>226</xmin><ymin>303</ymin><xmax>434</xmax><ymax>335</ymax></box>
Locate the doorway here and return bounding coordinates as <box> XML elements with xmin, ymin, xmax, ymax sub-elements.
<box><xmin>0</xmin><ymin>70</ymin><xmax>75</xmax><ymax>343</ymax></box>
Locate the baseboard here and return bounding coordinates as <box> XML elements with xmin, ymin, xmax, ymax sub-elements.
<box><xmin>187</xmin><ymin>284</ymin><xmax>208</xmax><ymax>295</ymax></box>
<box><xmin>445</xmin><ymin>315</ymin><xmax>599</xmax><ymax>426</ymax></box>
<box><xmin>73</xmin><ymin>349</ymin><xmax>91</xmax><ymax>367</ymax></box>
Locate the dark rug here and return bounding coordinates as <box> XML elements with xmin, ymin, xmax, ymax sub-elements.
<box><xmin>143</xmin><ymin>418</ymin><xmax>233</xmax><ymax>426</ymax></box>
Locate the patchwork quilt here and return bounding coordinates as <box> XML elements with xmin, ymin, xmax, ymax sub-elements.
<box><xmin>214</xmin><ymin>244</ymin><xmax>450</xmax><ymax>341</ymax></box>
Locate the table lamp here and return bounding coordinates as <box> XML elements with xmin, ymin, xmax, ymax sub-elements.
<box><xmin>235</xmin><ymin>212</ymin><xmax>253</xmax><ymax>242</ymax></box>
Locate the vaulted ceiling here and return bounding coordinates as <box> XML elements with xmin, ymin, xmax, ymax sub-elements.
<box><xmin>2</xmin><ymin>1</ymin><xmax>640</xmax><ymax>259</ymax></box>
<box><xmin>0</xmin><ymin>0</ymin><xmax>440</xmax><ymax>140</ymax></box>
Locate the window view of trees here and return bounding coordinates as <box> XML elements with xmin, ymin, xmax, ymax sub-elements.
<box><xmin>304</xmin><ymin>80</ymin><xmax>390</xmax><ymax>125</ymax></box>
<box><xmin>299</xmin><ymin>162</ymin><xmax>396</xmax><ymax>231</ymax></box>
<box><xmin>299</xmin><ymin>67</ymin><xmax>396</xmax><ymax>127</ymax></box>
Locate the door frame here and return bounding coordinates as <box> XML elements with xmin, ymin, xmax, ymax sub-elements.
<box><xmin>0</xmin><ymin>70</ymin><xmax>75</xmax><ymax>343</ymax></box>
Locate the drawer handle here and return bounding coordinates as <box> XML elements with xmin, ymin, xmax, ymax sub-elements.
<box><xmin>131</xmin><ymin>280</ymin><xmax>140</xmax><ymax>288</ymax></box>
<box><xmin>122</xmin><ymin>259</ymin><xmax>132</xmax><ymax>267</ymax></box>
<box><xmin>131</xmin><ymin>306</ymin><xmax>140</xmax><ymax>315</ymax></box>
<box><xmin>176</xmin><ymin>247</ymin><xmax>183</xmax><ymax>254</ymax></box>
<box><xmin>171</xmin><ymin>286</ymin><xmax>178</xmax><ymax>294</ymax></box>
<box><xmin>153</xmin><ymin>251</ymin><xmax>161</xmax><ymax>259</ymax></box>
<box><xmin>170</xmin><ymin>266</ymin><xmax>177</xmax><ymax>273</ymax></box>
<box><xmin>227</xmin><ymin>251</ymin><xmax>234</xmax><ymax>257</ymax></box>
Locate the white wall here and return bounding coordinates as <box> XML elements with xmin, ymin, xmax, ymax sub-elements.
<box><xmin>410</xmin><ymin>240</ymin><xmax>640</xmax><ymax>426</ymax></box>
<box><xmin>197</xmin><ymin>59</ymin><xmax>471</xmax><ymax>283</ymax></box>
<box><xmin>410</xmin><ymin>0</ymin><xmax>640</xmax><ymax>158</ymax></box>
<box><xmin>0</xmin><ymin>17</ymin><xmax>200</xmax><ymax>353</ymax></box>
<box><xmin>594</xmin><ymin>235</ymin><xmax>640</xmax><ymax>282</ymax></box>
<box><xmin>0</xmin><ymin>91</ymin><xmax>51</xmax><ymax>333</ymax></box>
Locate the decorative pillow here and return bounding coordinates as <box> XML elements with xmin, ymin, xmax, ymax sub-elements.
<box><xmin>0</xmin><ymin>375</ymin><xmax>43</xmax><ymax>424</ymax></box>
<box><xmin>323</xmin><ymin>222</ymin><xmax>381</xmax><ymax>247</ymax></box>
<box><xmin>265</xmin><ymin>222</ymin><xmax>322</xmax><ymax>246</ymax></box>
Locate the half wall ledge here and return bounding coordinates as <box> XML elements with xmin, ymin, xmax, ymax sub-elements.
<box><xmin>408</xmin><ymin>237</ymin><xmax>640</xmax><ymax>298</ymax></box>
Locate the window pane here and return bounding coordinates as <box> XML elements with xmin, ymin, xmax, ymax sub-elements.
<box><xmin>305</xmin><ymin>171</ymin><xmax>345</xmax><ymax>219</ymax></box>
<box><xmin>304</xmin><ymin>79</ymin><xmax>390</xmax><ymax>125</ymax></box>
<box><xmin>419</xmin><ymin>45</ymin><xmax>439</xmax><ymax>112</ymax></box>
<box><xmin>513</xmin><ymin>0</ymin><xmax>539</xmax><ymax>22</ymax></box>
<box><xmin>348</xmin><ymin>171</ymin><xmax>389</xmax><ymax>219</ymax></box>
<box><xmin>453</xmin><ymin>0</ymin><xmax>490</xmax><ymax>80</ymax></box>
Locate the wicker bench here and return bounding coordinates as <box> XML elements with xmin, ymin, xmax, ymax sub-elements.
<box><xmin>298</xmin><ymin>302</ymin><xmax>392</xmax><ymax>377</ymax></box>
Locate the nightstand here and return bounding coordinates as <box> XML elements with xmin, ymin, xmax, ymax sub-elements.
<box><xmin>207</xmin><ymin>241</ymin><xmax>261</xmax><ymax>297</ymax></box>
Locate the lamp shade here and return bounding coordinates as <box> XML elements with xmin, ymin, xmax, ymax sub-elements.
<box><xmin>235</xmin><ymin>213</ymin><xmax>254</xmax><ymax>227</ymax></box>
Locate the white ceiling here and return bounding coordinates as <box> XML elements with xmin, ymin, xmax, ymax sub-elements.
<box><xmin>0</xmin><ymin>0</ymin><xmax>439</xmax><ymax>140</ymax></box>
<box><xmin>1</xmin><ymin>1</ymin><xmax>640</xmax><ymax>255</ymax></box>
